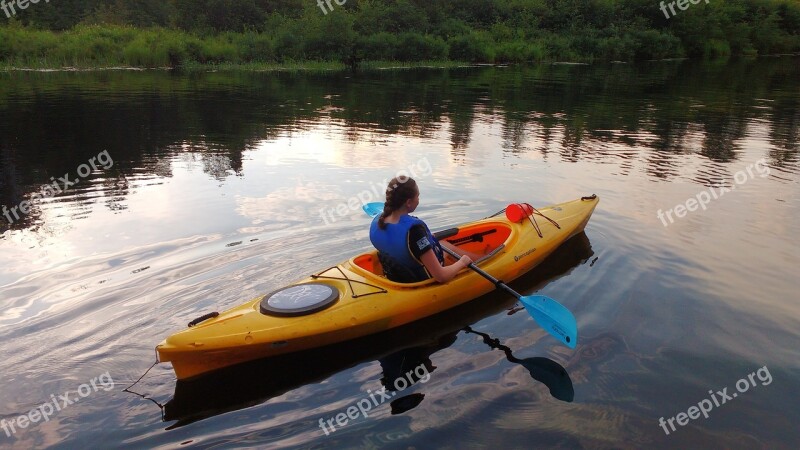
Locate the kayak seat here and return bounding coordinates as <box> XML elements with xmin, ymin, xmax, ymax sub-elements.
<box><xmin>353</xmin><ymin>252</ymin><xmax>384</xmax><ymax>275</ymax></box>
<box><xmin>352</xmin><ymin>252</ymin><xmax>428</xmax><ymax>283</ymax></box>
<box><xmin>377</xmin><ymin>251</ymin><xmax>430</xmax><ymax>283</ymax></box>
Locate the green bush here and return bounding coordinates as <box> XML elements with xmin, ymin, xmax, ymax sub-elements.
<box><xmin>543</xmin><ymin>34</ymin><xmax>580</xmax><ymax>62</ymax></box>
<box><xmin>56</xmin><ymin>29</ymin><xmax>112</xmax><ymax>65</ymax></box>
<box><xmin>120</xmin><ymin>30</ymin><xmax>195</xmax><ymax>67</ymax></box>
<box><xmin>356</xmin><ymin>33</ymin><xmax>400</xmax><ymax>61</ymax></box>
<box><xmin>704</xmin><ymin>39</ymin><xmax>732</xmax><ymax>59</ymax></box>
<box><xmin>448</xmin><ymin>34</ymin><xmax>491</xmax><ymax>62</ymax></box>
<box><xmin>594</xmin><ymin>34</ymin><xmax>633</xmax><ymax>61</ymax></box>
<box><xmin>394</xmin><ymin>33</ymin><xmax>447</xmax><ymax>61</ymax></box>
<box><xmin>493</xmin><ymin>40</ymin><xmax>545</xmax><ymax>63</ymax></box>
<box><xmin>122</xmin><ymin>36</ymin><xmax>161</xmax><ymax>67</ymax></box>
<box><xmin>632</xmin><ymin>29</ymin><xmax>683</xmax><ymax>60</ymax></box>
<box><xmin>273</xmin><ymin>28</ymin><xmax>304</xmax><ymax>62</ymax></box>
<box><xmin>301</xmin><ymin>10</ymin><xmax>356</xmax><ymax>61</ymax></box>
<box><xmin>435</xmin><ymin>19</ymin><xmax>473</xmax><ymax>40</ymax></box>
<box><xmin>0</xmin><ymin>27</ymin><xmax>60</xmax><ymax>62</ymax></box>
<box><xmin>232</xmin><ymin>32</ymin><xmax>275</xmax><ymax>62</ymax></box>
<box><xmin>200</xmin><ymin>38</ymin><xmax>240</xmax><ymax>64</ymax></box>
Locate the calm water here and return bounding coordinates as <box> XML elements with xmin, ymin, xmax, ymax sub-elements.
<box><xmin>1</xmin><ymin>58</ymin><xmax>798</xmax><ymax>449</ymax></box>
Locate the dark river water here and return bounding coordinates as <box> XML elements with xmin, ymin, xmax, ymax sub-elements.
<box><xmin>1</xmin><ymin>58</ymin><xmax>798</xmax><ymax>449</ymax></box>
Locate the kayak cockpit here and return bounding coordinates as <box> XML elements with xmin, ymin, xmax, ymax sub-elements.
<box><xmin>351</xmin><ymin>221</ymin><xmax>512</xmax><ymax>279</ymax></box>
<box><xmin>352</xmin><ymin>252</ymin><xmax>385</xmax><ymax>277</ymax></box>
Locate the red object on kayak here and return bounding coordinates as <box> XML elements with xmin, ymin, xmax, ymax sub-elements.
<box><xmin>506</xmin><ymin>203</ymin><xmax>533</xmax><ymax>222</ymax></box>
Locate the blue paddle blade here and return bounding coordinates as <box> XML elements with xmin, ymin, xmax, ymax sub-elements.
<box><xmin>363</xmin><ymin>202</ymin><xmax>383</xmax><ymax>218</ymax></box>
<box><xmin>520</xmin><ymin>295</ymin><xmax>578</xmax><ymax>349</ymax></box>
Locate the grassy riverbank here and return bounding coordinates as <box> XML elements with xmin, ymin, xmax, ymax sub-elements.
<box><xmin>1</xmin><ymin>0</ymin><xmax>799</xmax><ymax>69</ymax></box>
<box><xmin>0</xmin><ymin>25</ymin><xmax>498</xmax><ymax>69</ymax></box>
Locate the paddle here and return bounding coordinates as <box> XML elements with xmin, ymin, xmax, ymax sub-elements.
<box><xmin>361</xmin><ymin>202</ymin><xmax>577</xmax><ymax>349</ymax></box>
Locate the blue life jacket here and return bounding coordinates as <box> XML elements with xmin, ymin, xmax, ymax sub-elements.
<box><xmin>369</xmin><ymin>214</ymin><xmax>445</xmax><ymax>282</ymax></box>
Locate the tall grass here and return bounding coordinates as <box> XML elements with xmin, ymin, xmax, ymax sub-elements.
<box><xmin>1</xmin><ymin>9</ymin><xmax>798</xmax><ymax>71</ymax></box>
<box><xmin>0</xmin><ymin>25</ymin><xmax>278</xmax><ymax>68</ymax></box>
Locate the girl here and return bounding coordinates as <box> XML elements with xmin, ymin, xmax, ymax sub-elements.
<box><xmin>369</xmin><ymin>177</ymin><xmax>476</xmax><ymax>283</ymax></box>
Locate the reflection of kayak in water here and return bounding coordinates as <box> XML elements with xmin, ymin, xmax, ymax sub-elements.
<box><xmin>162</xmin><ymin>326</ymin><xmax>460</xmax><ymax>428</ymax></box>
<box><xmin>157</xmin><ymin>196</ymin><xmax>599</xmax><ymax>380</ymax></box>
<box><xmin>156</xmin><ymin>232</ymin><xmax>594</xmax><ymax>427</ymax></box>
<box><xmin>163</xmin><ymin>328</ymin><xmax>572</xmax><ymax>427</ymax></box>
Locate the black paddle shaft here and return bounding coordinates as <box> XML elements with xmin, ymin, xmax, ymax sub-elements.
<box><xmin>439</xmin><ymin>245</ymin><xmax>522</xmax><ymax>301</ymax></box>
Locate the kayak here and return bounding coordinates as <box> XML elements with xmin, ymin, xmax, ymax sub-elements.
<box><xmin>157</xmin><ymin>195</ymin><xmax>599</xmax><ymax>380</ymax></box>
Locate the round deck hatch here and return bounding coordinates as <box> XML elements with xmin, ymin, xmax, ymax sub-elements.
<box><xmin>259</xmin><ymin>283</ymin><xmax>339</xmax><ymax>317</ymax></box>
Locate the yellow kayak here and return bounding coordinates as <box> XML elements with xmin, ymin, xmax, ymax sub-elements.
<box><xmin>157</xmin><ymin>195</ymin><xmax>599</xmax><ymax>380</ymax></box>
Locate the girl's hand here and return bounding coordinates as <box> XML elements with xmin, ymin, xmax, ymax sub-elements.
<box><xmin>459</xmin><ymin>255</ymin><xmax>472</xmax><ymax>268</ymax></box>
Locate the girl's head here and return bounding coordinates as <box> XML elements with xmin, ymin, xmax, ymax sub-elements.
<box><xmin>378</xmin><ymin>176</ymin><xmax>419</xmax><ymax>229</ymax></box>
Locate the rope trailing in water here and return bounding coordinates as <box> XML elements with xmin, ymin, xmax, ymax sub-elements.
<box><xmin>123</xmin><ymin>347</ymin><xmax>165</xmax><ymax>419</ymax></box>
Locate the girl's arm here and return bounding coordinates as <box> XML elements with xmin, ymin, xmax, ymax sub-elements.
<box><xmin>420</xmin><ymin>249</ymin><xmax>471</xmax><ymax>283</ymax></box>
<box><xmin>440</xmin><ymin>240</ymin><xmax>484</xmax><ymax>261</ymax></box>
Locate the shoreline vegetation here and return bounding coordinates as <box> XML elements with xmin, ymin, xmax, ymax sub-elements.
<box><xmin>1</xmin><ymin>0</ymin><xmax>799</xmax><ymax>70</ymax></box>
<box><xmin>0</xmin><ymin>58</ymin><xmax>484</xmax><ymax>72</ymax></box>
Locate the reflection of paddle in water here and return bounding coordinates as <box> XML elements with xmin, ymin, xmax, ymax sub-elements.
<box><xmin>377</xmin><ymin>326</ymin><xmax>573</xmax><ymax>415</ymax></box>
<box><xmin>464</xmin><ymin>326</ymin><xmax>574</xmax><ymax>402</ymax></box>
